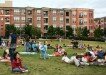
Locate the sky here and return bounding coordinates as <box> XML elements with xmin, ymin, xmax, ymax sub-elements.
<box><xmin>1</xmin><ymin>0</ymin><xmax>106</xmax><ymax>18</ymax></box>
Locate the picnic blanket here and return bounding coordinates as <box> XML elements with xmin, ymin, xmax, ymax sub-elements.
<box><xmin>19</xmin><ymin>52</ymin><xmax>37</xmax><ymax>55</ymax></box>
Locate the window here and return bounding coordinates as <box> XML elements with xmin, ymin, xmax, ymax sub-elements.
<box><xmin>5</xmin><ymin>10</ymin><xmax>10</xmax><ymax>15</ymax></box>
<box><xmin>44</xmin><ymin>25</ymin><xmax>48</xmax><ymax>30</ymax></box>
<box><xmin>28</xmin><ymin>18</ymin><xmax>32</xmax><ymax>23</ymax></box>
<box><xmin>0</xmin><ymin>10</ymin><xmax>3</xmax><ymax>14</ymax></box>
<box><xmin>79</xmin><ymin>19</ymin><xmax>83</xmax><ymax>25</ymax></box>
<box><xmin>27</xmin><ymin>10</ymin><xmax>32</xmax><ymax>15</ymax></box>
<box><xmin>66</xmin><ymin>19</ymin><xmax>69</xmax><ymax>23</ymax></box>
<box><xmin>53</xmin><ymin>10</ymin><xmax>56</xmax><ymax>14</ymax></box>
<box><xmin>37</xmin><ymin>17</ymin><xmax>41</xmax><ymax>21</ymax></box>
<box><xmin>44</xmin><ymin>18</ymin><xmax>48</xmax><ymax>23</ymax></box>
<box><xmin>37</xmin><ymin>10</ymin><xmax>41</xmax><ymax>14</ymax></box>
<box><xmin>5</xmin><ymin>17</ymin><xmax>10</xmax><ymax>22</ymax></box>
<box><xmin>60</xmin><ymin>17</ymin><xmax>63</xmax><ymax>22</ymax></box>
<box><xmin>60</xmin><ymin>10</ymin><xmax>64</xmax><ymax>16</ymax></box>
<box><xmin>21</xmin><ymin>17</ymin><xmax>25</xmax><ymax>21</ymax></box>
<box><xmin>43</xmin><ymin>11</ymin><xmax>48</xmax><ymax>16</ymax></box>
<box><xmin>37</xmin><ymin>24</ymin><xmax>41</xmax><ymax>28</ymax></box>
<box><xmin>14</xmin><ymin>9</ymin><xmax>20</xmax><ymax>13</ymax></box>
<box><xmin>79</xmin><ymin>12</ymin><xmax>83</xmax><ymax>18</ymax></box>
<box><xmin>66</xmin><ymin>12</ymin><xmax>69</xmax><ymax>16</ymax></box>
<box><xmin>14</xmin><ymin>17</ymin><xmax>20</xmax><ymax>21</ymax></box>
<box><xmin>53</xmin><ymin>17</ymin><xmax>56</xmax><ymax>22</ymax></box>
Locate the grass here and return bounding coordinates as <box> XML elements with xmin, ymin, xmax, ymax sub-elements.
<box><xmin>0</xmin><ymin>39</ymin><xmax>106</xmax><ymax>75</ymax></box>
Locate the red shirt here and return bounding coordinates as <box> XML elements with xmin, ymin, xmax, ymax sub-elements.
<box><xmin>83</xmin><ymin>55</ymin><xmax>92</xmax><ymax>62</ymax></box>
<box><xmin>12</xmin><ymin>58</ymin><xmax>23</xmax><ymax>69</ymax></box>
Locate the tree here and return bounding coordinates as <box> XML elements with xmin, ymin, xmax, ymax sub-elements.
<box><xmin>23</xmin><ymin>25</ymin><xmax>33</xmax><ymax>37</ymax></box>
<box><xmin>23</xmin><ymin>25</ymin><xmax>41</xmax><ymax>38</ymax></box>
<box><xmin>5</xmin><ymin>25</ymin><xmax>17</xmax><ymax>38</ymax></box>
<box><xmin>34</xmin><ymin>27</ymin><xmax>41</xmax><ymax>38</ymax></box>
<box><xmin>47</xmin><ymin>26</ymin><xmax>55</xmax><ymax>38</ymax></box>
<box><xmin>66</xmin><ymin>26</ymin><xmax>73</xmax><ymax>38</ymax></box>
<box><xmin>75</xmin><ymin>27</ymin><xmax>82</xmax><ymax>37</ymax></box>
<box><xmin>55</xmin><ymin>27</ymin><xmax>64</xmax><ymax>38</ymax></box>
<box><xmin>81</xmin><ymin>27</ymin><xmax>90</xmax><ymax>38</ymax></box>
<box><xmin>94</xmin><ymin>26</ymin><xmax>104</xmax><ymax>38</ymax></box>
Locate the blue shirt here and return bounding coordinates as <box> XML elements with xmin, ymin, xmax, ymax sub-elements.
<box><xmin>97</xmin><ymin>51</ymin><xmax>105</xmax><ymax>59</ymax></box>
<box><xmin>10</xmin><ymin>34</ymin><xmax>17</xmax><ymax>44</ymax></box>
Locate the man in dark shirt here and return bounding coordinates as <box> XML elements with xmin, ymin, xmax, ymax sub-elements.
<box><xmin>9</xmin><ymin>32</ymin><xmax>17</xmax><ymax>62</ymax></box>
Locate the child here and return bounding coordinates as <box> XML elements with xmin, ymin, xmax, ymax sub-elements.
<box><xmin>0</xmin><ymin>49</ymin><xmax>10</xmax><ymax>63</ymax></box>
<box><xmin>40</xmin><ymin>43</ymin><xmax>48</xmax><ymax>59</ymax></box>
<box><xmin>12</xmin><ymin>52</ymin><xmax>28</xmax><ymax>73</ymax></box>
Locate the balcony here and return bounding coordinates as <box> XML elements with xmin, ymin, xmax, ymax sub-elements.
<box><xmin>5</xmin><ymin>10</ymin><xmax>10</xmax><ymax>15</ymax></box>
<box><xmin>66</xmin><ymin>12</ymin><xmax>69</xmax><ymax>16</ymax></box>
<box><xmin>44</xmin><ymin>18</ymin><xmax>48</xmax><ymax>24</ymax></box>
<box><xmin>79</xmin><ymin>15</ymin><xmax>83</xmax><ymax>18</ymax></box>
<box><xmin>27</xmin><ymin>10</ymin><xmax>32</xmax><ymax>15</ymax></box>
<box><xmin>5</xmin><ymin>17</ymin><xmax>10</xmax><ymax>22</ymax></box>
<box><xmin>43</xmin><ymin>11</ymin><xmax>48</xmax><ymax>17</ymax></box>
<box><xmin>79</xmin><ymin>22</ymin><xmax>84</xmax><ymax>25</ymax></box>
<box><xmin>27</xmin><ymin>18</ymin><xmax>32</xmax><ymax>23</ymax></box>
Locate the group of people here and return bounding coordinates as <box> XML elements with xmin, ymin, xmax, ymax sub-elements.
<box><xmin>0</xmin><ymin>32</ymin><xmax>28</xmax><ymax>73</ymax></box>
<box><xmin>0</xmin><ymin>33</ymin><xmax>106</xmax><ymax>73</ymax></box>
<box><xmin>62</xmin><ymin>45</ymin><xmax>106</xmax><ymax>67</ymax></box>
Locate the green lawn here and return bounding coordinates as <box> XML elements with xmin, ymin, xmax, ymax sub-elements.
<box><xmin>0</xmin><ymin>39</ymin><xmax>106</xmax><ymax>75</ymax></box>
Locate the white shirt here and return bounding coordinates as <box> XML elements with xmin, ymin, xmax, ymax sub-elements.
<box><xmin>89</xmin><ymin>51</ymin><xmax>96</xmax><ymax>58</ymax></box>
<box><xmin>39</xmin><ymin>44</ymin><xmax>42</xmax><ymax>50</ymax></box>
<box><xmin>62</xmin><ymin>56</ymin><xmax>71</xmax><ymax>63</ymax></box>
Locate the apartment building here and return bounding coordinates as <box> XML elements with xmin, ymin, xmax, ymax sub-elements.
<box><xmin>94</xmin><ymin>17</ymin><xmax>106</xmax><ymax>29</ymax></box>
<box><xmin>71</xmin><ymin>8</ymin><xmax>94</xmax><ymax>35</ymax></box>
<box><xmin>0</xmin><ymin>7</ymin><xmax>94</xmax><ymax>37</ymax></box>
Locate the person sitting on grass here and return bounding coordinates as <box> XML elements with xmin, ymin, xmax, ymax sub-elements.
<box><xmin>61</xmin><ymin>52</ymin><xmax>72</xmax><ymax>64</ymax></box>
<box><xmin>81</xmin><ymin>52</ymin><xmax>95</xmax><ymax>65</ymax></box>
<box><xmin>96</xmin><ymin>47</ymin><xmax>105</xmax><ymax>65</ymax></box>
<box><xmin>53</xmin><ymin>46</ymin><xmax>65</xmax><ymax>57</ymax></box>
<box><xmin>62</xmin><ymin>52</ymin><xmax>85</xmax><ymax>67</ymax></box>
<box><xmin>12</xmin><ymin>52</ymin><xmax>28</xmax><ymax>73</ymax></box>
<box><xmin>55</xmin><ymin>44</ymin><xmax>59</xmax><ymax>51</ymax></box>
<box><xmin>86</xmin><ymin>44</ymin><xmax>93</xmax><ymax>52</ymax></box>
<box><xmin>0</xmin><ymin>48</ymin><xmax>10</xmax><ymax>63</ymax></box>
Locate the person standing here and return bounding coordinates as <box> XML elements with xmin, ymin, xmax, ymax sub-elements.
<box><xmin>39</xmin><ymin>42</ymin><xmax>48</xmax><ymax>59</ymax></box>
<box><xmin>9</xmin><ymin>31</ymin><xmax>17</xmax><ymax>62</ymax></box>
<box><xmin>24</xmin><ymin>35</ymin><xmax>30</xmax><ymax>52</ymax></box>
